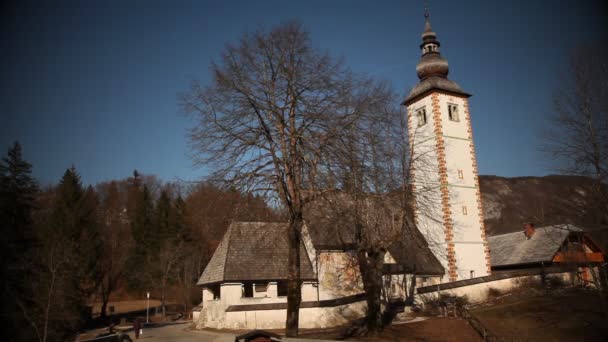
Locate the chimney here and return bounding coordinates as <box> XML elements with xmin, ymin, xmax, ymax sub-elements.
<box><xmin>523</xmin><ymin>223</ymin><xmax>535</xmax><ymax>239</ymax></box>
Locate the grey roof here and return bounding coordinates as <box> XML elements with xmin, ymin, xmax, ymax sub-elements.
<box><xmin>403</xmin><ymin>76</ymin><xmax>470</xmax><ymax>105</ymax></box>
<box><xmin>488</xmin><ymin>224</ymin><xmax>582</xmax><ymax>267</ymax></box>
<box><xmin>303</xmin><ymin>194</ymin><xmax>357</xmax><ymax>249</ymax></box>
<box><xmin>197</xmin><ymin>222</ymin><xmax>316</xmax><ymax>286</ymax></box>
<box><xmin>386</xmin><ymin>224</ymin><xmax>445</xmax><ymax>275</ymax></box>
<box><xmin>303</xmin><ymin>193</ymin><xmax>444</xmax><ymax>275</ymax></box>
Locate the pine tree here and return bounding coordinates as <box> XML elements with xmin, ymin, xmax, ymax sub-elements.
<box><xmin>31</xmin><ymin>166</ymin><xmax>99</xmax><ymax>342</ymax></box>
<box><xmin>126</xmin><ymin>183</ymin><xmax>155</xmax><ymax>291</ymax></box>
<box><xmin>0</xmin><ymin>141</ymin><xmax>39</xmax><ymax>341</ymax></box>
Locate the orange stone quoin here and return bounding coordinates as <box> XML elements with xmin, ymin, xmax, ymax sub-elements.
<box><xmin>431</xmin><ymin>93</ymin><xmax>458</xmax><ymax>282</ymax></box>
<box><xmin>462</xmin><ymin>99</ymin><xmax>492</xmax><ymax>275</ymax></box>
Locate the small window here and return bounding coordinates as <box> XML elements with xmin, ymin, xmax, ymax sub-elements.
<box><xmin>416</xmin><ymin>107</ymin><xmax>427</xmax><ymax>127</ymax></box>
<box><xmin>277</xmin><ymin>281</ymin><xmax>288</xmax><ymax>297</ymax></box>
<box><xmin>243</xmin><ymin>283</ymin><xmax>254</xmax><ymax>298</ymax></box>
<box><xmin>470</xmin><ymin>270</ymin><xmax>475</xmax><ymax>278</ymax></box>
<box><xmin>462</xmin><ymin>206</ymin><xmax>468</xmax><ymax>215</ymax></box>
<box><xmin>209</xmin><ymin>284</ymin><xmax>221</xmax><ymax>300</ymax></box>
<box><xmin>448</xmin><ymin>103</ymin><xmax>459</xmax><ymax>122</ymax></box>
<box><xmin>457</xmin><ymin>169</ymin><xmax>464</xmax><ymax>179</ymax></box>
<box><xmin>254</xmin><ymin>282</ymin><xmax>268</xmax><ymax>292</ymax></box>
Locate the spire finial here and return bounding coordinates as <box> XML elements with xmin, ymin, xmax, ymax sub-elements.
<box><xmin>424</xmin><ymin>0</ymin><xmax>430</xmax><ymax>20</ymax></box>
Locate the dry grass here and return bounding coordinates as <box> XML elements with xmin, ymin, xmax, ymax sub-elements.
<box><xmin>89</xmin><ymin>300</ymin><xmax>162</xmax><ymax>317</ymax></box>
<box><xmin>470</xmin><ymin>288</ymin><xmax>608</xmax><ymax>341</ymax></box>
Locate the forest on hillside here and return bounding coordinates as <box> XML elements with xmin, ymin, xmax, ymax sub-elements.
<box><xmin>0</xmin><ymin>141</ymin><xmax>278</xmax><ymax>342</ymax></box>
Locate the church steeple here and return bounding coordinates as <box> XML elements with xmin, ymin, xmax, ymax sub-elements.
<box><xmin>403</xmin><ymin>6</ymin><xmax>491</xmax><ymax>282</ymax></box>
<box><xmin>416</xmin><ymin>10</ymin><xmax>449</xmax><ymax>80</ymax></box>
<box><xmin>403</xmin><ymin>8</ymin><xmax>469</xmax><ymax>105</ymax></box>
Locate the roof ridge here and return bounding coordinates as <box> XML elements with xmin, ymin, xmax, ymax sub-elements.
<box><xmin>222</xmin><ymin>221</ymin><xmax>235</xmax><ymax>281</ymax></box>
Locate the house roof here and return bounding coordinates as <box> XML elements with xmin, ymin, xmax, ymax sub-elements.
<box><xmin>487</xmin><ymin>224</ymin><xmax>582</xmax><ymax>267</ymax></box>
<box><xmin>386</xmin><ymin>224</ymin><xmax>445</xmax><ymax>276</ymax></box>
<box><xmin>403</xmin><ymin>76</ymin><xmax>470</xmax><ymax>105</ymax></box>
<box><xmin>303</xmin><ymin>193</ymin><xmax>444</xmax><ymax>275</ymax></box>
<box><xmin>303</xmin><ymin>194</ymin><xmax>357</xmax><ymax>250</ymax></box>
<box><xmin>197</xmin><ymin>222</ymin><xmax>316</xmax><ymax>286</ymax></box>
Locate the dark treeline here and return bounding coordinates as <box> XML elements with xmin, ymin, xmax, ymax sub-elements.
<box><xmin>0</xmin><ymin>141</ymin><xmax>278</xmax><ymax>342</ymax></box>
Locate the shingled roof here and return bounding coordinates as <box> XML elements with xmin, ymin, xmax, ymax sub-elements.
<box><xmin>386</xmin><ymin>225</ymin><xmax>445</xmax><ymax>276</ymax></box>
<box><xmin>303</xmin><ymin>194</ymin><xmax>357</xmax><ymax>250</ymax></box>
<box><xmin>303</xmin><ymin>193</ymin><xmax>443</xmax><ymax>275</ymax></box>
<box><xmin>197</xmin><ymin>222</ymin><xmax>316</xmax><ymax>286</ymax></box>
<box><xmin>488</xmin><ymin>224</ymin><xmax>582</xmax><ymax>268</ymax></box>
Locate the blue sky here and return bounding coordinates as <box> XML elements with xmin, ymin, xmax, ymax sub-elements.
<box><xmin>1</xmin><ymin>0</ymin><xmax>606</xmax><ymax>186</ymax></box>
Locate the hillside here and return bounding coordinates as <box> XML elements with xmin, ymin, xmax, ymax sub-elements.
<box><xmin>479</xmin><ymin>175</ymin><xmax>607</xmax><ymax>237</ymax></box>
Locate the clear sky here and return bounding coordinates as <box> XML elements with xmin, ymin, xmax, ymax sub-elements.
<box><xmin>1</xmin><ymin>0</ymin><xmax>606</xmax><ymax>186</ymax></box>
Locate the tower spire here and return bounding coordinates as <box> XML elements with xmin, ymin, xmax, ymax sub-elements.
<box><xmin>415</xmin><ymin>4</ymin><xmax>447</xmax><ymax>81</ymax></box>
<box><xmin>403</xmin><ymin>4</ymin><xmax>470</xmax><ymax>105</ymax></box>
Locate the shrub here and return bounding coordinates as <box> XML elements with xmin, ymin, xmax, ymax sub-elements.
<box><xmin>487</xmin><ymin>287</ymin><xmax>503</xmax><ymax>298</ymax></box>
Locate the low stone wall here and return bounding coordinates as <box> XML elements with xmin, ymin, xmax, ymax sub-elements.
<box><xmin>196</xmin><ymin>293</ymin><xmax>367</xmax><ymax>329</ymax></box>
<box><xmin>417</xmin><ymin>268</ymin><xmax>574</xmax><ymax>303</ymax></box>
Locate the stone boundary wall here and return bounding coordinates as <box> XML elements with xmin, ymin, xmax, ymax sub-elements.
<box><xmin>416</xmin><ymin>267</ymin><xmax>574</xmax><ymax>303</ymax></box>
<box><xmin>197</xmin><ymin>293</ymin><xmax>368</xmax><ymax>330</ymax></box>
<box><xmin>198</xmin><ymin>294</ymin><xmax>367</xmax><ymax>330</ymax></box>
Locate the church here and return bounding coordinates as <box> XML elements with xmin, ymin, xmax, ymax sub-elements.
<box><xmin>192</xmin><ymin>11</ymin><xmax>604</xmax><ymax>330</ymax></box>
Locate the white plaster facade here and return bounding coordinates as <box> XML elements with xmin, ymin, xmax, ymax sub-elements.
<box><xmin>409</xmin><ymin>93</ymin><xmax>490</xmax><ymax>281</ymax></box>
<box><xmin>195</xmin><ymin>260</ymin><xmax>366</xmax><ymax>329</ymax></box>
<box><xmin>195</xmin><ymin>248</ymin><xmax>442</xmax><ymax>330</ymax></box>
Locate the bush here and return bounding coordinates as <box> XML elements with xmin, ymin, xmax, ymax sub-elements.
<box><xmin>421</xmin><ymin>294</ymin><xmax>469</xmax><ymax>316</ymax></box>
<box><xmin>487</xmin><ymin>287</ymin><xmax>503</xmax><ymax>298</ymax></box>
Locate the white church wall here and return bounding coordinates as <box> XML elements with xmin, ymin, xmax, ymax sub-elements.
<box><xmin>301</xmin><ymin>224</ymin><xmax>318</xmax><ymax>275</ymax></box>
<box><xmin>220</xmin><ymin>283</ymin><xmax>244</xmax><ymax>307</ymax></box>
<box><xmin>408</xmin><ymin>92</ymin><xmax>490</xmax><ymax>281</ymax></box>
<box><xmin>317</xmin><ymin>251</ymin><xmax>363</xmax><ymax>300</ymax></box>
<box><xmin>202</xmin><ymin>287</ymin><xmax>214</xmax><ymax>302</ymax></box>
<box><xmin>202</xmin><ymin>300</ymin><xmax>367</xmax><ymax>330</ymax></box>
<box><xmin>302</xmin><ymin>282</ymin><xmax>318</xmax><ymax>301</ymax></box>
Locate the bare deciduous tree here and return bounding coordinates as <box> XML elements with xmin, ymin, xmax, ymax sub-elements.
<box><xmin>543</xmin><ymin>45</ymin><xmax>608</xmax><ymax>223</ymax></box>
<box><xmin>95</xmin><ymin>180</ymin><xmax>133</xmax><ymax>320</ymax></box>
<box><xmin>181</xmin><ymin>21</ymin><xmax>389</xmax><ymax>336</ymax></box>
<box><xmin>318</xmin><ymin>92</ymin><xmax>440</xmax><ymax>333</ymax></box>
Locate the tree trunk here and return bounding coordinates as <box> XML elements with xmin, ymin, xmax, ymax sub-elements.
<box><xmin>358</xmin><ymin>248</ymin><xmax>385</xmax><ymax>333</ymax></box>
<box><xmin>100</xmin><ymin>299</ymin><xmax>108</xmax><ymax>320</ymax></box>
<box><xmin>99</xmin><ymin>281</ymin><xmax>111</xmax><ymax>321</ymax></box>
<box><xmin>42</xmin><ymin>269</ymin><xmax>56</xmax><ymax>342</ymax></box>
<box><xmin>285</xmin><ymin>214</ymin><xmax>302</xmax><ymax>337</ymax></box>
<box><xmin>405</xmin><ymin>274</ymin><xmax>416</xmax><ymax>306</ymax></box>
<box><xmin>161</xmin><ymin>285</ymin><xmax>166</xmax><ymax>318</ymax></box>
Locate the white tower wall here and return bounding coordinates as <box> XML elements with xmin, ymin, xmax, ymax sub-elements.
<box><xmin>408</xmin><ymin>92</ymin><xmax>490</xmax><ymax>281</ymax></box>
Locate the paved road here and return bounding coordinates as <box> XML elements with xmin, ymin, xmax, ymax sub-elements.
<box><xmin>129</xmin><ymin>323</ymin><xmax>235</xmax><ymax>342</ymax></box>
<box><xmin>127</xmin><ymin>322</ymin><xmax>337</xmax><ymax>342</ymax></box>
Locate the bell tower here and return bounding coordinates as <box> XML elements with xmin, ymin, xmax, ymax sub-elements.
<box><xmin>403</xmin><ymin>10</ymin><xmax>491</xmax><ymax>281</ymax></box>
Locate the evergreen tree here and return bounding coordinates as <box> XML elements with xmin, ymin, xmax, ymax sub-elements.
<box><xmin>155</xmin><ymin>190</ymin><xmax>172</xmax><ymax>242</ymax></box>
<box><xmin>0</xmin><ymin>141</ymin><xmax>39</xmax><ymax>341</ymax></box>
<box><xmin>31</xmin><ymin>166</ymin><xmax>100</xmax><ymax>341</ymax></box>
<box><xmin>126</xmin><ymin>183</ymin><xmax>155</xmax><ymax>291</ymax></box>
